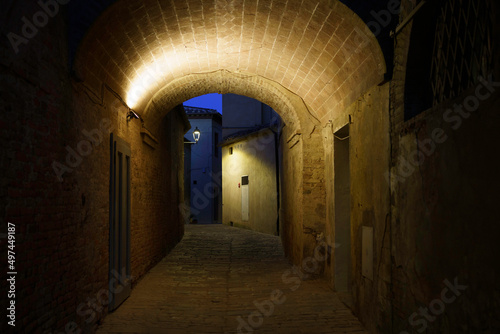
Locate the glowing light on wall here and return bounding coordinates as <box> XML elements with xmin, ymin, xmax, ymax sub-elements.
<box><xmin>126</xmin><ymin>53</ymin><xmax>176</xmax><ymax>109</ymax></box>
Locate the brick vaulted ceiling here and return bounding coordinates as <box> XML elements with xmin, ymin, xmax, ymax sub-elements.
<box><xmin>74</xmin><ymin>0</ymin><xmax>386</xmax><ymax>124</ymax></box>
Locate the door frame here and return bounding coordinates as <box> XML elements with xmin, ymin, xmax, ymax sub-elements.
<box><xmin>108</xmin><ymin>133</ymin><xmax>132</xmax><ymax>311</ymax></box>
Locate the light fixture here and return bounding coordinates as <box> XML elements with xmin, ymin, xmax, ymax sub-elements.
<box><xmin>127</xmin><ymin>109</ymin><xmax>140</xmax><ymax>121</ymax></box>
<box><xmin>185</xmin><ymin>127</ymin><xmax>201</xmax><ymax>144</ymax></box>
<box><xmin>192</xmin><ymin>127</ymin><xmax>201</xmax><ymax>143</ymax></box>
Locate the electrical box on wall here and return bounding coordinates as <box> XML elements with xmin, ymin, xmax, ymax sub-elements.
<box><xmin>362</xmin><ymin>226</ymin><xmax>373</xmax><ymax>280</ymax></box>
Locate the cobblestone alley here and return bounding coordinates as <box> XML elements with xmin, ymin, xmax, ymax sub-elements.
<box><xmin>96</xmin><ymin>225</ymin><xmax>367</xmax><ymax>334</ymax></box>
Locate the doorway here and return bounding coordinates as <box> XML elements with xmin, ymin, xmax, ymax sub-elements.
<box><xmin>109</xmin><ymin>133</ymin><xmax>132</xmax><ymax>311</ymax></box>
<box><xmin>334</xmin><ymin>125</ymin><xmax>351</xmax><ymax>294</ymax></box>
<box><xmin>241</xmin><ymin>175</ymin><xmax>249</xmax><ymax>222</ymax></box>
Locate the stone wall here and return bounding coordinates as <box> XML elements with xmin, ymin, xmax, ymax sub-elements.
<box><xmin>279</xmin><ymin>118</ymin><xmax>327</xmax><ymax>277</ymax></box>
<box><xmin>300</xmin><ymin>127</ymin><xmax>327</xmax><ymax>274</ymax></box>
<box><xmin>350</xmin><ymin>84</ymin><xmax>392</xmax><ymax>333</ymax></box>
<box><xmin>337</xmin><ymin>1</ymin><xmax>500</xmax><ymax>333</ymax></box>
<box><xmin>279</xmin><ymin>125</ymin><xmax>304</xmax><ymax>263</ymax></box>
<box><xmin>390</xmin><ymin>86</ymin><xmax>500</xmax><ymax>334</ymax></box>
<box><xmin>388</xmin><ymin>1</ymin><xmax>500</xmax><ymax>331</ymax></box>
<box><xmin>322</xmin><ymin>83</ymin><xmax>391</xmax><ymax>332</ymax></box>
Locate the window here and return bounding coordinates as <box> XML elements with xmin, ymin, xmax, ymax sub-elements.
<box><xmin>430</xmin><ymin>0</ymin><xmax>493</xmax><ymax>106</ymax></box>
<box><xmin>403</xmin><ymin>1</ymin><xmax>442</xmax><ymax>120</ymax></box>
<box><xmin>229</xmin><ymin>147</ymin><xmax>233</xmax><ymax>155</ymax></box>
<box><xmin>404</xmin><ymin>0</ymin><xmax>493</xmax><ymax>120</ymax></box>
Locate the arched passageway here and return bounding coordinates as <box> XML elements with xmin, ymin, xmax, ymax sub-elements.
<box><xmin>5</xmin><ymin>0</ymin><xmax>497</xmax><ymax>333</ymax></box>
<box><xmin>75</xmin><ymin>0</ymin><xmax>386</xmax><ymax>123</ymax></box>
<box><xmin>2</xmin><ymin>0</ymin><xmax>391</xmax><ymax>332</ymax></box>
<box><xmin>73</xmin><ymin>0</ymin><xmax>387</xmax><ymax>276</ymax></box>
<box><xmin>1</xmin><ymin>0</ymin><xmax>391</xmax><ymax>332</ymax></box>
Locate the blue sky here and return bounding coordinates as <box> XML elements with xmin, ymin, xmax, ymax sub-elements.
<box><xmin>183</xmin><ymin>93</ymin><xmax>223</xmax><ymax>114</ymax></box>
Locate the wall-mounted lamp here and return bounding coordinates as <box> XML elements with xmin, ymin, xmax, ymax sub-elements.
<box><xmin>192</xmin><ymin>127</ymin><xmax>201</xmax><ymax>143</ymax></box>
<box><xmin>185</xmin><ymin>127</ymin><xmax>201</xmax><ymax>144</ymax></box>
<box><xmin>127</xmin><ymin>109</ymin><xmax>140</xmax><ymax>121</ymax></box>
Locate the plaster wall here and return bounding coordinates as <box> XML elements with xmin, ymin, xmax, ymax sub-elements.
<box><xmin>221</xmin><ymin>129</ymin><xmax>278</xmax><ymax>235</ymax></box>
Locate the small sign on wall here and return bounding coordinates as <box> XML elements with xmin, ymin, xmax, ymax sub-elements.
<box><xmin>362</xmin><ymin>226</ymin><xmax>373</xmax><ymax>280</ymax></box>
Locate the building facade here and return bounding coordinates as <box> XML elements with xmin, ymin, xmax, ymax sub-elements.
<box><xmin>185</xmin><ymin>106</ymin><xmax>222</xmax><ymax>224</ymax></box>
<box><xmin>221</xmin><ymin>95</ymin><xmax>282</xmax><ymax>235</ymax></box>
<box><xmin>221</xmin><ymin>128</ymin><xmax>280</xmax><ymax>235</ymax></box>
<box><xmin>183</xmin><ymin>135</ymin><xmax>192</xmax><ymax>222</ymax></box>
<box><xmin>222</xmin><ymin>93</ymin><xmax>279</xmax><ymax>137</ymax></box>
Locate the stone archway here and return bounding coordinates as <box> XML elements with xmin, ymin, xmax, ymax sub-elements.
<box><xmin>74</xmin><ymin>0</ymin><xmax>387</xmax><ymax>278</ymax></box>
<box><xmin>141</xmin><ymin>69</ymin><xmax>326</xmax><ymax>266</ymax></box>
<box><xmin>0</xmin><ymin>0</ymin><xmax>396</xmax><ymax>331</ymax></box>
<box><xmin>144</xmin><ymin>70</ymin><xmax>307</xmax><ymax>134</ymax></box>
<box><xmin>75</xmin><ymin>0</ymin><xmax>386</xmax><ymax>125</ymax></box>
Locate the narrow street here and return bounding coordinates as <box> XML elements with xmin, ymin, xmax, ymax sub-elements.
<box><xmin>97</xmin><ymin>225</ymin><xmax>367</xmax><ymax>333</ymax></box>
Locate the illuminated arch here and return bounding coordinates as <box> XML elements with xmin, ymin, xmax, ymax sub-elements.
<box><xmin>75</xmin><ymin>0</ymin><xmax>386</xmax><ymax>126</ymax></box>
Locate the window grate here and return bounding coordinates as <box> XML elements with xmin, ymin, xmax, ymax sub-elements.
<box><xmin>430</xmin><ymin>0</ymin><xmax>493</xmax><ymax>106</ymax></box>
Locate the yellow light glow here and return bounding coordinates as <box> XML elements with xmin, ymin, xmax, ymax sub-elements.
<box><xmin>126</xmin><ymin>54</ymin><xmax>175</xmax><ymax>109</ymax></box>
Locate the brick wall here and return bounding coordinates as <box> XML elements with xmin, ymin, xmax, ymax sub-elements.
<box><xmin>279</xmin><ymin>125</ymin><xmax>303</xmax><ymax>263</ymax></box>
<box><xmin>0</xmin><ymin>4</ymin><xmax>186</xmax><ymax>332</ymax></box>
<box><xmin>300</xmin><ymin>127</ymin><xmax>326</xmax><ymax>270</ymax></box>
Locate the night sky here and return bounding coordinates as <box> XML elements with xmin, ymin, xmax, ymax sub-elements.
<box><xmin>184</xmin><ymin>93</ymin><xmax>223</xmax><ymax>114</ymax></box>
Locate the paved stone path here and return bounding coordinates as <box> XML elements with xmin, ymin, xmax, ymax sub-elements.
<box><xmin>96</xmin><ymin>225</ymin><xmax>367</xmax><ymax>334</ymax></box>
